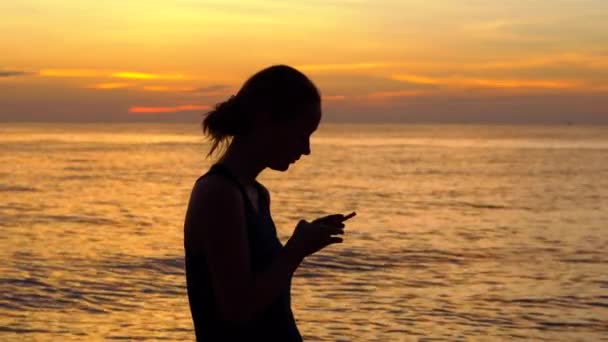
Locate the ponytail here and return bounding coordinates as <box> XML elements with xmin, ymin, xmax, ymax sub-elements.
<box><xmin>202</xmin><ymin>95</ymin><xmax>252</xmax><ymax>156</ymax></box>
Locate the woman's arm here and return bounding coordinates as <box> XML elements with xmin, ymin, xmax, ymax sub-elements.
<box><xmin>184</xmin><ymin>175</ymin><xmax>303</xmax><ymax>324</ymax></box>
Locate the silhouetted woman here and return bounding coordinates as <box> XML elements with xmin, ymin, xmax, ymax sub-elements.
<box><xmin>183</xmin><ymin>65</ymin><xmax>355</xmax><ymax>341</ymax></box>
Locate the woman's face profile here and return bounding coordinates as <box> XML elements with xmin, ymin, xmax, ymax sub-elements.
<box><xmin>263</xmin><ymin>104</ymin><xmax>321</xmax><ymax>171</ymax></box>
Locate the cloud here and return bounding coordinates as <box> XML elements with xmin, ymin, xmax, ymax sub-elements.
<box><xmin>596</xmin><ymin>86</ymin><xmax>608</xmax><ymax>92</ymax></box>
<box><xmin>40</xmin><ymin>69</ymin><xmax>105</xmax><ymax>77</ymax></box>
<box><xmin>84</xmin><ymin>84</ymin><xmax>208</xmax><ymax>92</ymax></box>
<box><xmin>39</xmin><ymin>69</ymin><xmax>190</xmax><ymax>80</ymax></box>
<box><xmin>196</xmin><ymin>84</ymin><xmax>232</xmax><ymax>92</ymax></box>
<box><xmin>86</xmin><ymin>83</ymin><xmax>130</xmax><ymax>89</ymax></box>
<box><xmin>323</xmin><ymin>95</ymin><xmax>347</xmax><ymax>101</ymax></box>
<box><xmin>300</xmin><ymin>53</ymin><xmax>608</xmax><ymax>74</ymax></box>
<box><xmin>462</xmin><ymin>19</ymin><xmax>514</xmax><ymax>39</ymax></box>
<box><xmin>391</xmin><ymin>74</ymin><xmax>580</xmax><ymax>89</ymax></box>
<box><xmin>367</xmin><ymin>90</ymin><xmax>430</xmax><ymax>99</ymax></box>
<box><xmin>111</xmin><ymin>72</ymin><xmax>187</xmax><ymax>80</ymax></box>
<box><xmin>0</xmin><ymin>70</ymin><xmax>31</xmax><ymax>77</ymax></box>
<box><xmin>296</xmin><ymin>63</ymin><xmax>387</xmax><ymax>72</ymax></box>
<box><xmin>312</xmin><ymin>74</ymin><xmax>435</xmax><ymax>98</ymax></box>
<box><xmin>186</xmin><ymin>84</ymin><xmax>233</xmax><ymax>96</ymax></box>
<box><xmin>138</xmin><ymin>84</ymin><xmax>233</xmax><ymax>96</ymax></box>
<box><xmin>465</xmin><ymin>79</ymin><xmax>578</xmax><ymax>89</ymax></box>
<box><xmin>468</xmin><ymin>53</ymin><xmax>608</xmax><ymax>71</ymax></box>
<box><xmin>128</xmin><ymin>104</ymin><xmax>211</xmax><ymax>114</ymax></box>
<box><xmin>142</xmin><ymin>85</ymin><xmax>197</xmax><ymax>92</ymax></box>
<box><xmin>390</xmin><ymin>74</ymin><xmax>441</xmax><ymax>85</ymax></box>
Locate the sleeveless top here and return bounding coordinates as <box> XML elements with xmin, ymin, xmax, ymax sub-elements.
<box><xmin>184</xmin><ymin>163</ymin><xmax>302</xmax><ymax>341</ymax></box>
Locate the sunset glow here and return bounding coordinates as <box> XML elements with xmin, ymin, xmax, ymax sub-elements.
<box><xmin>1</xmin><ymin>0</ymin><xmax>607</xmax><ymax>123</ymax></box>
<box><xmin>128</xmin><ymin>105</ymin><xmax>211</xmax><ymax>114</ymax></box>
<box><xmin>111</xmin><ymin>72</ymin><xmax>187</xmax><ymax>80</ymax></box>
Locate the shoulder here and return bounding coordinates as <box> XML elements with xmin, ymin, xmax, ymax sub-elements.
<box><xmin>188</xmin><ymin>173</ymin><xmax>247</xmax><ymax>219</ymax></box>
<box><xmin>192</xmin><ymin>173</ymin><xmax>241</xmax><ymax>204</ymax></box>
<box><xmin>185</xmin><ymin>174</ymin><xmax>246</xmax><ymax>252</ymax></box>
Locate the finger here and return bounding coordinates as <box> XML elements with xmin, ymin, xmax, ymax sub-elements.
<box><xmin>314</xmin><ymin>214</ymin><xmax>345</xmax><ymax>226</ymax></box>
<box><xmin>324</xmin><ymin>214</ymin><xmax>345</xmax><ymax>221</ymax></box>
<box><xmin>340</xmin><ymin>212</ymin><xmax>356</xmax><ymax>222</ymax></box>
<box><xmin>321</xmin><ymin>225</ymin><xmax>344</xmax><ymax>235</ymax></box>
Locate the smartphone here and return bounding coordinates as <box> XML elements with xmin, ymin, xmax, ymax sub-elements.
<box><xmin>340</xmin><ymin>211</ymin><xmax>357</xmax><ymax>222</ymax></box>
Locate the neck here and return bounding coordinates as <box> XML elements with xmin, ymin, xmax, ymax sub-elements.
<box><xmin>217</xmin><ymin>137</ymin><xmax>265</xmax><ymax>186</ymax></box>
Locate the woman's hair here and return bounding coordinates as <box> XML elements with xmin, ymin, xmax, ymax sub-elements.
<box><xmin>202</xmin><ymin>65</ymin><xmax>321</xmax><ymax>156</ymax></box>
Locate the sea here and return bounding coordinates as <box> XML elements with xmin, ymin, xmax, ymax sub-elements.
<box><xmin>1</xmin><ymin>123</ymin><xmax>607</xmax><ymax>341</ymax></box>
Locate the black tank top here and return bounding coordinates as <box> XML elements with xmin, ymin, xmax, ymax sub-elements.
<box><xmin>184</xmin><ymin>163</ymin><xmax>302</xmax><ymax>341</ymax></box>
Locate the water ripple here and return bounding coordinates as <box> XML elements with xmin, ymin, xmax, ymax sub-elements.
<box><xmin>0</xmin><ymin>185</ymin><xmax>38</xmax><ymax>192</ymax></box>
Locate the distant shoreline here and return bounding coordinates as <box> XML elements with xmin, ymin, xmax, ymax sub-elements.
<box><xmin>2</xmin><ymin>121</ymin><xmax>608</xmax><ymax>127</ymax></box>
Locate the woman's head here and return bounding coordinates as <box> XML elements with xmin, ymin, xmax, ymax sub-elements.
<box><xmin>202</xmin><ymin>65</ymin><xmax>321</xmax><ymax>171</ymax></box>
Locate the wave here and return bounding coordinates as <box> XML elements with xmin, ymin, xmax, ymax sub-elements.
<box><xmin>0</xmin><ymin>185</ymin><xmax>38</xmax><ymax>192</ymax></box>
<box><xmin>0</xmin><ymin>255</ymin><xmax>187</xmax><ymax>313</ymax></box>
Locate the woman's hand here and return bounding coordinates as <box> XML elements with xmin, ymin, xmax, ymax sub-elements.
<box><xmin>284</xmin><ymin>212</ymin><xmax>356</xmax><ymax>261</ymax></box>
<box><xmin>312</xmin><ymin>212</ymin><xmax>355</xmax><ymax>226</ymax></box>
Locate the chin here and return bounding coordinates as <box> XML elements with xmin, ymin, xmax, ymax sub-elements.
<box><xmin>269</xmin><ymin>161</ymin><xmax>292</xmax><ymax>172</ymax></box>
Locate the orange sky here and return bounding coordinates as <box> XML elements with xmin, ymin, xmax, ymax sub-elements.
<box><xmin>1</xmin><ymin>0</ymin><xmax>607</xmax><ymax>123</ymax></box>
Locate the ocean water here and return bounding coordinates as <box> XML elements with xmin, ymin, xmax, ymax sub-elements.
<box><xmin>1</xmin><ymin>123</ymin><xmax>607</xmax><ymax>341</ymax></box>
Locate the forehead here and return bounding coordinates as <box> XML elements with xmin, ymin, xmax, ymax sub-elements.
<box><xmin>297</xmin><ymin>103</ymin><xmax>321</xmax><ymax>134</ymax></box>
<box><xmin>276</xmin><ymin>103</ymin><xmax>320</xmax><ymax>134</ymax></box>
